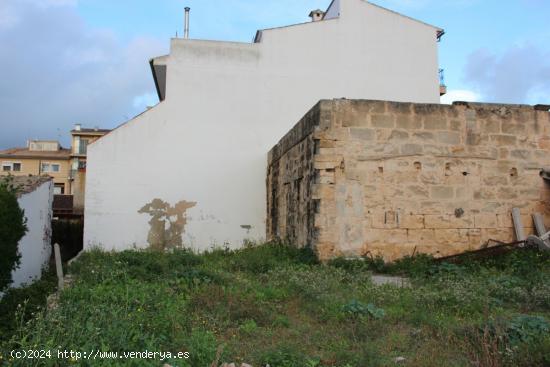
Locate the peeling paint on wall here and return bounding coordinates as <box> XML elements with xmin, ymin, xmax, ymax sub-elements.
<box><xmin>138</xmin><ymin>198</ymin><xmax>196</xmax><ymax>250</ymax></box>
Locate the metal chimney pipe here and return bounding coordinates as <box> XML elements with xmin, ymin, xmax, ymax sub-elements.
<box><xmin>184</xmin><ymin>7</ymin><xmax>190</xmax><ymax>39</ymax></box>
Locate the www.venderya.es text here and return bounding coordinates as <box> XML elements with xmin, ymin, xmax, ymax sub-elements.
<box><xmin>8</xmin><ymin>349</ymin><xmax>190</xmax><ymax>361</ymax></box>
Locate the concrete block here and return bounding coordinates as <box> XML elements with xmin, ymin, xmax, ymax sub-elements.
<box><xmin>312</xmin><ymin>184</ymin><xmax>335</xmax><ymax>200</ymax></box>
<box><xmin>482</xmin><ymin>176</ymin><xmax>508</xmax><ymax>186</ymax></box>
<box><xmin>413</xmin><ymin>131</ymin><xmax>435</xmax><ymax>142</ymax></box>
<box><xmin>434</xmin><ymin>229</ymin><xmax>467</xmax><ymax>245</ymax></box>
<box><xmin>388</xmin><ymin>130</ymin><xmax>409</xmax><ymax>141</ymax></box>
<box><xmin>406</xmin><ymin>185</ymin><xmax>430</xmax><ymax>199</ymax></box>
<box><xmin>437</xmin><ymin>131</ymin><xmax>461</xmax><ymax>145</ymax></box>
<box><xmin>481</xmin><ymin>119</ymin><xmax>500</xmax><ymax>134</ymax></box>
<box><xmin>396</xmin><ymin>115</ymin><xmax>422</xmax><ymax>130</ymax></box>
<box><xmin>425</xmin><ymin>214</ymin><xmax>451</xmax><ymax>229</ymax></box>
<box><xmin>399</xmin><ymin>214</ymin><xmax>425</xmax><ymax>229</ymax></box>
<box><xmin>449</xmin><ymin>120</ymin><xmax>462</xmax><ymax>131</ymax></box>
<box><xmin>424</xmin><ymin>116</ymin><xmax>448</xmax><ymax>130</ymax></box>
<box><xmin>474</xmin><ymin>213</ymin><xmax>497</xmax><ymax>228</ymax></box>
<box><xmin>371</xmin><ymin>114</ymin><xmax>395</xmax><ymax>128</ymax></box>
<box><xmin>451</xmin><ymin>214</ymin><xmax>475</xmax><ymax>229</ymax></box>
<box><xmin>497</xmin><ymin>213</ymin><xmax>514</xmax><ymax>228</ymax></box>
<box><xmin>490</xmin><ymin>134</ymin><xmax>517</xmax><ymax>146</ymax></box>
<box><xmin>350</xmin><ymin>128</ymin><xmax>375</xmax><ymax>140</ymax></box>
<box><xmin>407</xmin><ymin>229</ymin><xmax>436</xmax><ymax>245</ymax></box>
<box><xmin>467</xmin><ymin>229</ymin><xmax>482</xmax><ymax>248</ymax></box>
<box><xmin>430</xmin><ymin>186</ymin><xmax>454</xmax><ymax>200</ymax></box>
<box><xmin>401</xmin><ymin>144</ymin><xmax>423</xmax><ymax>155</ymax></box>
<box><xmin>510</xmin><ymin>149</ymin><xmax>531</xmax><ymax>160</ymax></box>
<box><xmin>501</xmin><ymin>121</ymin><xmax>524</xmax><ymax>135</ymax></box>
<box><xmin>319</xmin><ymin>140</ymin><xmax>336</xmax><ymax>148</ymax></box>
<box><xmin>496</xmin><ymin>187</ymin><xmax>518</xmax><ymax>200</ymax></box>
<box><xmin>364</xmin><ymin>229</ymin><xmax>408</xmax><ymax>245</ymax></box>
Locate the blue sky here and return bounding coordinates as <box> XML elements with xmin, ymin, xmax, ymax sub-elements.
<box><xmin>0</xmin><ymin>0</ymin><xmax>548</xmax><ymax>148</ymax></box>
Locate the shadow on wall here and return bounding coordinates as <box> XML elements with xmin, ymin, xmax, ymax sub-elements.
<box><xmin>138</xmin><ymin>198</ymin><xmax>196</xmax><ymax>250</ymax></box>
<box><xmin>51</xmin><ymin>219</ymin><xmax>83</xmax><ymax>262</ymax></box>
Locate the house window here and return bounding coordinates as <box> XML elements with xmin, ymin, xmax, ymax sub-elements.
<box><xmin>13</xmin><ymin>163</ymin><xmax>21</xmax><ymax>172</ymax></box>
<box><xmin>54</xmin><ymin>184</ymin><xmax>65</xmax><ymax>195</ymax></box>
<box><xmin>79</xmin><ymin>139</ymin><xmax>89</xmax><ymax>155</ymax></box>
<box><xmin>41</xmin><ymin>163</ymin><xmax>60</xmax><ymax>173</ymax></box>
<box><xmin>2</xmin><ymin>163</ymin><xmax>11</xmax><ymax>172</ymax></box>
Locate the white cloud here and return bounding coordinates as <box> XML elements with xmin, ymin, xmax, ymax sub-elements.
<box><xmin>21</xmin><ymin>0</ymin><xmax>77</xmax><ymax>8</ymax></box>
<box><xmin>0</xmin><ymin>0</ymin><xmax>166</xmax><ymax>148</ymax></box>
<box><xmin>133</xmin><ymin>93</ymin><xmax>158</xmax><ymax>110</ymax></box>
<box><xmin>464</xmin><ymin>44</ymin><xmax>550</xmax><ymax>104</ymax></box>
<box><xmin>441</xmin><ymin>89</ymin><xmax>480</xmax><ymax>105</ymax></box>
<box><xmin>0</xmin><ymin>3</ymin><xmax>19</xmax><ymax>29</ymax></box>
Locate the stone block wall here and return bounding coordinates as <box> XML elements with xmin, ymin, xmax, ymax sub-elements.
<box><xmin>267</xmin><ymin>99</ymin><xmax>550</xmax><ymax>261</ymax></box>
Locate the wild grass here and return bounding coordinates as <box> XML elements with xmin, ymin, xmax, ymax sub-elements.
<box><xmin>1</xmin><ymin>243</ymin><xmax>549</xmax><ymax>366</ymax></box>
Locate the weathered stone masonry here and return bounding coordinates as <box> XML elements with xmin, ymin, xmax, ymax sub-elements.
<box><xmin>267</xmin><ymin>99</ymin><xmax>550</xmax><ymax>261</ymax></box>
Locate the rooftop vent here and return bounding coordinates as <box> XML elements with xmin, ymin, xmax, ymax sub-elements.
<box><xmin>309</xmin><ymin>9</ymin><xmax>325</xmax><ymax>22</ymax></box>
<box><xmin>184</xmin><ymin>7</ymin><xmax>190</xmax><ymax>39</ymax></box>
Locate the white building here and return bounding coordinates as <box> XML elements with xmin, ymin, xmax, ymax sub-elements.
<box><xmin>10</xmin><ymin>176</ymin><xmax>53</xmax><ymax>288</ymax></box>
<box><xmin>84</xmin><ymin>0</ymin><xmax>444</xmax><ymax>251</ymax></box>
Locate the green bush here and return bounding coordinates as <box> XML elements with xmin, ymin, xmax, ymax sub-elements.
<box><xmin>342</xmin><ymin>299</ymin><xmax>385</xmax><ymax>320</ymax></box>
<box><xmin>506</xmin><ymin>314</ymin><xmax>550</xmax><ymax>346</ymax></box>
<box><xmin>0</xmin><ymin>177</ymin><xmax>27</xmax><ymax>292</ymax></box>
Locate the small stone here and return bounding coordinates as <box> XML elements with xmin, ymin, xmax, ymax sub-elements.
<box><xmin>241</xmin><ymin>364</ymin><xmax>253</xmax><ymax>367</ymax></box>
<box><xmin>394</xmin><ymin>356</ymin><xmax>406</xmax><ymax>363</ymax></box>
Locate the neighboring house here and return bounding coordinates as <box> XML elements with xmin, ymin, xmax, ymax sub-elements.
<box><xmin>84</xmin><ymin>0</ymin><xmax>445</xmax><ymax>251</ymax></box>
<box><xmin>9</xmin><ymin>176</ymin><xmax>53</xmax><ymax>288</ymax></box>
<box><xmin>70</xmin><ymin>124</ymin><xmax>110</xmax><ymax>212</ymax></box>
<box><xmin>0</xmin><ymin>141</ymin><xmax>71</xmax><ymax>195</ymax></box>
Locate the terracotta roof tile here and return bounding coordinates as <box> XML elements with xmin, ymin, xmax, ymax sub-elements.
<box><xmin>0</xmin><ymin>147</ymin><xmax>71</xmax><ymax>159</ymax></box>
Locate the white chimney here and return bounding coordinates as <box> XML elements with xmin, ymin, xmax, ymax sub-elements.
<box><xmin>184</xmin><ymin>7</ymin><xmax>190</xmax><ymax>39</ymax></box>
<box><xmin>309</xmin><ymin>9</ymin><xmax>325</xmax><ymax>22</ymax></box>
<box><xmin>74</xmin><ymin>123</ymin><xmax>81</xmax><ymax>131</ymax></box>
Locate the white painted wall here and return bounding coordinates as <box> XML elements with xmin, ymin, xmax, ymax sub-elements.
<box><xmin>324</xmin><ymin>0</ymin><xmax>341</xmax><ymax>19</ymax></box>
<box><xmin>84</xmin><ymin>0</ymin><xmax>442</xmax><ymax>251</ymax></box>
<box><xmin>11</xmin><ymin>181</ymin><xmax>53</xmax><ymax>288</ymax></box>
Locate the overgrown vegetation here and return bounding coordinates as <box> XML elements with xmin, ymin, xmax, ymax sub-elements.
<box><xmin>0</xmin><ymin>269</ymin><xmax>57</xmax><ymax>343</ymax></box>
<box><xmin>0</xmin><ymin>176</ymin><xmax>27</xmax><ymax>292</ymax></box>
<box><xmin>1</xmin><ymin>243</ymin><xmax>549</xmax><ymax>366</ymax></box>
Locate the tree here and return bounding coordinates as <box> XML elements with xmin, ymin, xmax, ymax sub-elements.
<box><xmin>0</xmin><ymin>177</ymin><xmax>27</xmax><ymax>292</ymax></box>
